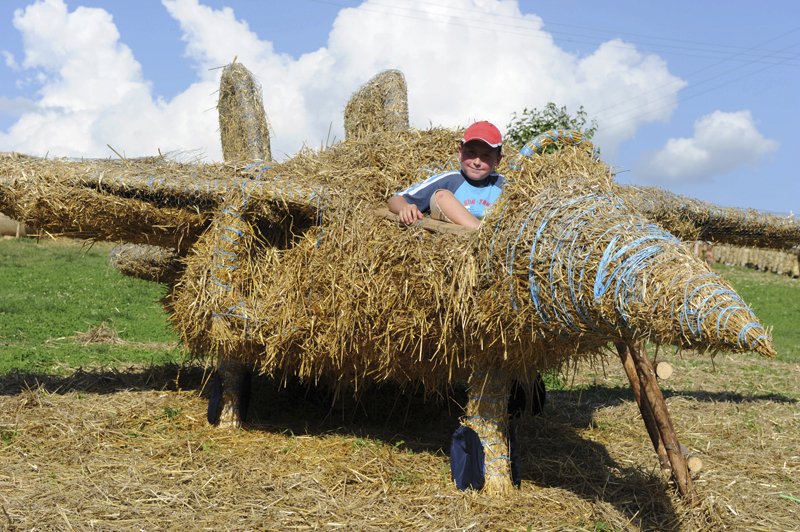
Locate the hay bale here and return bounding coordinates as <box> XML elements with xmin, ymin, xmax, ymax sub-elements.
<box><xmin>2</xmin><ymin>127</ymin><xmax>774</xmax><ymax>375</ymax></box>
<box><xmin>0</xmin><ymin>154</ymin><xmax>333</xmax><ymax>248</ymax></box>
<box><xmin>344</xmin><ymin>70</ymin><xmax>409</xmax><ymax>140</ymax></box>
<box><xmin>218</xmin><ymin>62</ymin><xmax>271</xmax><ymax>162</ymax></box>
<box><xmin>109</xmin><ymin>243</ymin><xmax>179</xmax><ymax>283</ymax></box>
<box><xmin>711</xmin><ymin>243</ymin><xmax>800</xmax><ymax>278</ymax></box>
<box><xmin>101</xmin><ymin>74</ymin><xmax>274</xmax><ymax>287</ymax></box>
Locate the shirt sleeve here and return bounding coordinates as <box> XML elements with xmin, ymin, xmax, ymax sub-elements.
<box><xmin>397</xmin><ymin>171</ymin><xmax>462</xmax><ymax>212</ymax></box>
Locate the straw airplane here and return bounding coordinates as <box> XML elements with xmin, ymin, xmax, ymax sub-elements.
<box><xmin>2</xmin><ymin>64</ymin><xmax>799</xmax><ymax>499</ymax></box>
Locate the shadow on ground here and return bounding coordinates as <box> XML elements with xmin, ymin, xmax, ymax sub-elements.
<box><xmin>0</xmin><ymin>363</ymin><xmax>206</xmax><ymax>396</ymax></box>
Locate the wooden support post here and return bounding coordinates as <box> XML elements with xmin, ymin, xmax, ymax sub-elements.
<box><xmin>626</xmin><ymin>342</ymin><xmax>695</xmax><ymax>501</ymax></box>
<box><xmin>212</xmin><ymin>357</ymin><xmax>250</xmax><ymax>429</ymax></box>
<box><xmin>462</xmin><ymin>367</ymin><xmax>514</xmax><ymax>495</ymax></box>
<box><xmin>615</xmin><ymin>343</ymin><xmax>671</xmax><ymax>472</ymax></box>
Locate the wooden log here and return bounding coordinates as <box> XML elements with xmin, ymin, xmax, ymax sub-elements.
<box><xmin>678</xmin><ymin>443</ymin><xmax>704</xmax><ymax>474</ymax></box>
<box><xmin>687</xmin><ymin>455</ymin><xmax>703</xmax><ymax>474</ymax></box>
<box><xmin>655</xmin><ymin>361</ymin><xmax>674</xmax><ymax>380</ymax></box>
<box><xmin>628</xmin><ymin>342</ymin><xmax>695</xmax><ymax>501</ymax></box>
<box><xmin>0</xmin><ymin>212</ymin><xmax>28</xmax><ymax>237</ymax></box>
<box><xmin>616</xmin><ymin>343</ymin><xmax>671</xmax><ymax>471</ymax></box>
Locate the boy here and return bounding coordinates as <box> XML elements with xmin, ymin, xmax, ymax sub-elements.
<box><xmin>387</xmin><ymin>121</ymin><xmax>504</xmax><ymax>229</ymax></box>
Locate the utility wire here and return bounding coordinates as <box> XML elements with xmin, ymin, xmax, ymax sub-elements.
<box><xmin>593</xmin><ymin>26</ymin><xmax>800</xmax><ymax>125</ymax></box>
<box><xmin>306</xmin><ymin>0</ymin><xmax>798</xmax><ymax>133</ymax></box>
<box><xmin>597</xmin><ymin>40</ymin><xmax>800</xmax><ymax>132</ymax></box>
<box><xmin>306</xmin><ymin>0</ymin><xmax>800</xmax><ymax>66</ymax></box>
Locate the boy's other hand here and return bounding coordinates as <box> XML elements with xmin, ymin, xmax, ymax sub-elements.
<box><xmin>398</xmin><ymin>204</ymin><xmax>424</xmax><ymax>225</ymax></box>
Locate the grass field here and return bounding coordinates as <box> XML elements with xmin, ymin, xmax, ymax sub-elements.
<box><xmin>0</xmin><ymin>237</ymin><xmax>181</xmax><ymax>374</ymax></box>
<box><xmin>712</xmin><ymin>264</ymin><xmax>800</xmax><ymax>361</ymax></box>
<box><xmin>0</xmin><ymin>237</ymin><xmax>798</xmax><ymax>529</ymax></box>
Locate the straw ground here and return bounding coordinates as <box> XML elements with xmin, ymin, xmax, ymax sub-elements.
<box><xmin>0</xmin><ymin>353</ymin><xmax>797</xmax><ymax>530</ymax></box>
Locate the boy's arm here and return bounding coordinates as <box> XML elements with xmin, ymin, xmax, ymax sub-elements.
<box><xmin>432</xmin><ymin>190</ymin><xmax>481</xmax><ymax>229</ymax></box>
<box><xmin>388</xmin><ymin>195</ymin><xmax>424</xmax><ymax>225</ymax></box>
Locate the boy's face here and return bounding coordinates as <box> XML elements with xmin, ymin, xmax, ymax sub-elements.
<box><xmin>459</xmin><ymin>140</ymin><xmax>502</xmax><ymax>182</ymax></box>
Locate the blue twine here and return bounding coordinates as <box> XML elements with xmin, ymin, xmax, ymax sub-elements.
<box><xmin>749</xmin><ymin>334</ymin><xmax>768</xmax><ymax>348</ymax></box>
<box><xmin>222</xmin><ymin>207</ymin><xmax>243</xmax><ymax>220</ymax></box>
<box><xmin>695</xmin><ymin>288</ymin><xmax>737</xmax><ymax>334</ymax></box>
<box><xmin>211</xmin><ymin>261</ymin><xmax>237</xmax><ymax>272</ymax></box>
<box><xmin>223</xmin><ymin>226</ymin><xmax>244</xmax><ymax>237</ymax></box>
<box><xmin>213</xmin><ymin>248</ymin><xmax>237</xmax><ymax>259</ymax></box>
<box><xmin>737</xmin><ymin>321</ymin><xmax>762</xmax><ymax>346</ymax></box>
<box><xmin>684</xmin><ymin>275</ymin><xmax>720</xmax><ymax>336</ymax></box>
<box><xmin>210</xmin><ymin>276</ymin><xmax>231</xmax><ymax>292</ymax></box>
<box><xmin>594</xmin><ymin>229</ymin><xmax>679</xmax><ymax>301</ymax></box>
<box><xmin>716</xmin><ymin>304</ymin><xmax>746</xmax><ymax>335</ymax></box>
<box><xmin>679</xmin><ymin>273</ymin><xmax>719</xmax><ymax>336</ymax></box>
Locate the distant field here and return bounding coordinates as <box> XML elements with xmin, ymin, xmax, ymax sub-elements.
<box><xmin>712</xmin><ymin>264</ymin><xmax>800</xmax><ymax>361</ymax></box>
<box><xmin>0</xmin><ymin>238</ymin><xmax>181</xmax><ymax>374</ymax></box>
<box><xmin>1</xmin><ymin>237</ymin><xmax>797</xmax><ymax>375</ymax></box>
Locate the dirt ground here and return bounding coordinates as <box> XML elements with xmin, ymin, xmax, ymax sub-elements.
<box><xmin>0</xmin><ymin>353</ymin><xmax>797</xmax><ymax>531</ymax></box>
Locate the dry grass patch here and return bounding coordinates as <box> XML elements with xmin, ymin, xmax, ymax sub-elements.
<box><xmin>0</xmin><ymin>356</ymin><xmax>797</xmax><ymax>530</ymax></box>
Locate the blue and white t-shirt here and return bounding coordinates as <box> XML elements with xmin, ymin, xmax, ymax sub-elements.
<box><xmin>397</xmin><ymin>170</ymin><xmax>505</xmax><ymax>219</ymax></box>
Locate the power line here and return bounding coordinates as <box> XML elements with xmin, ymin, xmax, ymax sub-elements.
<box><xmin>597</xmin><ymin>39</ymin><xmax>800</xmax><ymax>132</ymax></box>
<box><xmin>305</xmin><ymin>0</ymin><xmax>798</xmax><ymax>135</ymax></box>
<box><xmin>593</xmin><ymin>26</ymin><xmax>800</xmax><ymax>126</ymax></box>
<box><xmin>305</xmin><ymin>0</ymin><xmax>800</xmax><ymax>66</ymax></box>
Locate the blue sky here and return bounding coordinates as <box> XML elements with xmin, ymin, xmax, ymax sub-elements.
<box><xmin>1</xmin><ymin>0</ymin><xmax>797</xmax><ymax>215</ymax></box>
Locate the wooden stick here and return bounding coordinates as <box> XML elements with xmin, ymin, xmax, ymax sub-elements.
<box><xmin>615</xmin><ymin>343</ymin><xmax>671</xmax><ymax>471</ymax></box>
<box><xmin>373</xmin><ymin>207</ymin><xmax>475</xmax><ymax>235</ymax></box>
<box><xmin>627</xmin><ymin>342</ymin><xmax>695</xmax><ymax>501</ymax></box>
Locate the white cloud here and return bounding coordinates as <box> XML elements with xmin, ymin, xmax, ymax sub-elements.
<box><xmin>635</xmin><ymin>110</ymin><xmax>778</xmax><ymax>182</ymax></box>
<box><xmin>2</xmin><ymin>50</ymin><xmax>19</xmax><ymax>70</ymax></box>
<box><xmin>0</xmin><ymin>0</ymin><xmax>688</xmax><ymax>161</ymax></box>
<box><xmin>576</xmin><ymin>39</ymin><xmax>687</xmax><ymax>151</ymax></box>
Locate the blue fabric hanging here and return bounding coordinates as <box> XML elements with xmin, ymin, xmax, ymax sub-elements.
<box><xmin>450</xmin><ymin>425</ymin><xmax>485</xmax><ymax>490</ymax></box>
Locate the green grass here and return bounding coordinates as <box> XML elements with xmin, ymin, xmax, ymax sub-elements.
<box><xmin>0</xmin><ymin>238</ymin><xmax>181</xmax><ymax>374</ymax></box>
<box><xmin>713</xmin><ymin>264</ymin><xmax>800</xmax><ymax>362</ymax></box>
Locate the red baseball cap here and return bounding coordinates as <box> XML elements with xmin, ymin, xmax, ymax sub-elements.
<box><xmin>462</xmin><ymin>121</ymin><xmax>502</xmax><ymax>148</ymax></box>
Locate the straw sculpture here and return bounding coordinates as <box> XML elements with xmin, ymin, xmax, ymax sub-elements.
<box><xmin>344</xmin><ymin>69</ymin><xmax>409</xmax><ymax>140</ymax></box>
<box><xmin>108</xmin><ymin>242</ymin><xmax>180</xmax><ymax>283</ymax></box>
<box><xmin>218</xmin><ymin>61</ymin><xmax>271</xmax><ymax>162</ymax></box>
<box><xmin>615</xmin><ymin>184</ymin><xmax>800</xmax><ymax>250</ymax></box>
<box><xmin>0</xmin><ymin>66</ymin><xmax>783</xmax><ymax>499</ymax></box>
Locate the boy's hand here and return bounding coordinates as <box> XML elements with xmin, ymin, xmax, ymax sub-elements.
<box><xmin>398</xmin><ymin>203</ymin><xmax>424</xmax><ymax>225</ymax></box>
